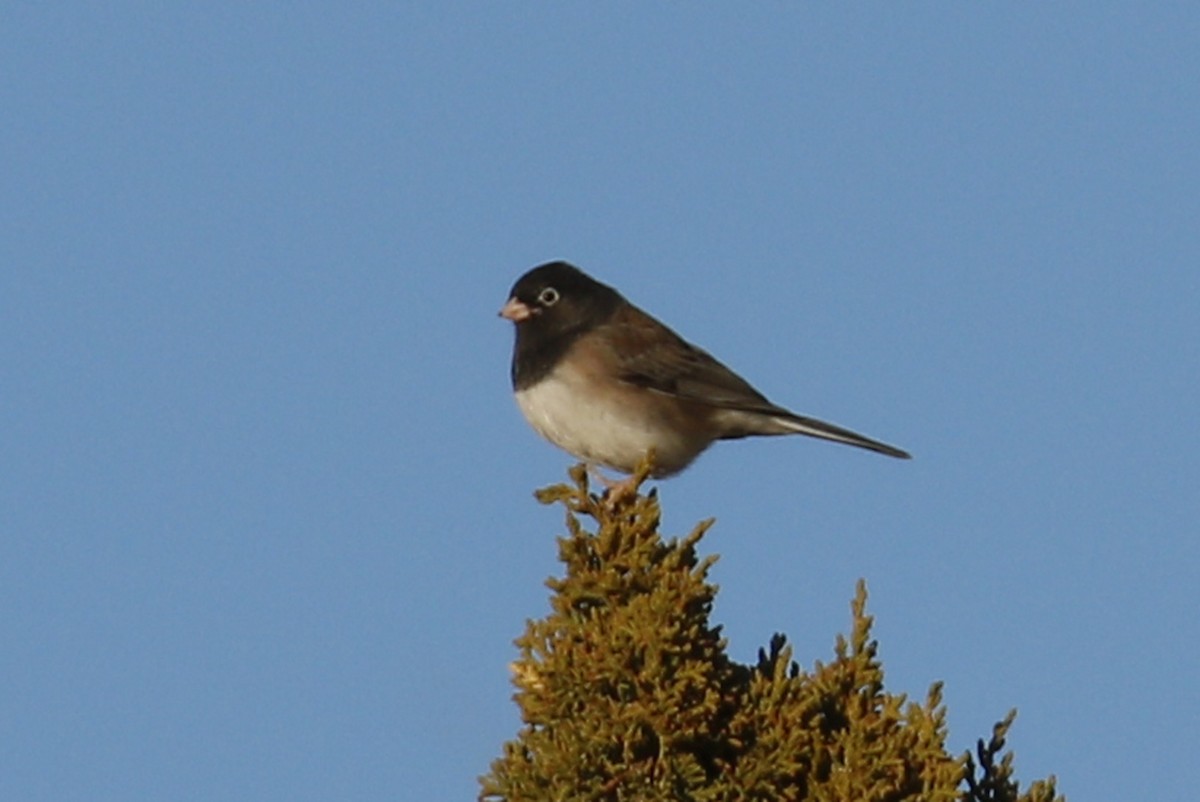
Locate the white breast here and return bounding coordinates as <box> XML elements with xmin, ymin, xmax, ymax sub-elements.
<box><xmin>514</xmin><ymin>361</ymin><xmax>707</xmax><ymax>475</ymax></box>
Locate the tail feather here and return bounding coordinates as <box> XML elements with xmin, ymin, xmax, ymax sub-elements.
<box><xmin>774</xmin><ymin>413</ymin><xmax>911</xmax><ymax>459</ymax></box>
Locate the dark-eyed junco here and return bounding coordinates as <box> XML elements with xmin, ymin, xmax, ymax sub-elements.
<box><xmin>499</xmin><ymin>261</ymin><xmax>910</xmax><ymax>481</ymax></box>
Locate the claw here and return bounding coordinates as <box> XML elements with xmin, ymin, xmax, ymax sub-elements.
<box><xmin>588</xmin><ymin>449</ymin><xmax>658</xmax><ymax>508</ymax></box>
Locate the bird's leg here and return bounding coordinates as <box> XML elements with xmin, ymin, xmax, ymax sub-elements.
<box><xmin>589</xmin><ymin>449</ymin><xmax>658</xmax><ymax>506</ymax></box>
<box><xmin>587</xmin><ymin>465</ymin><xmax>641</xmax><ymax>506</ymax></box>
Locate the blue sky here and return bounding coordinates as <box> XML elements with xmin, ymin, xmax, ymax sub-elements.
<box><xmin>2</xmin><ymin>5</ymin><xmax>1197</xmax><ymax>800</ymax></box>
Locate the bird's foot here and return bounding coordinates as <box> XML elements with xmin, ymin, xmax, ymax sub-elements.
<box><xmin>589</xmin><ymin>451</ymin><xmax>657</xmax><ymax>508</ymax></box>
<box><xmin>590</xmin><ymin>469</ymin><xmax>641</xmax><ymax>507</ymax></box>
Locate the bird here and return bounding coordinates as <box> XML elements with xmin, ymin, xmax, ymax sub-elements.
<box><xmin>499</xmin><ymin>261</ymin><xmax>909</xmax><ymax>488</ymax></box>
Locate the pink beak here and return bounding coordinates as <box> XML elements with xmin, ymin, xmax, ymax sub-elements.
<box><xmin>498</xmin><ymin>297</ymin><xmax>534</xmax><ymax>322</ymax></box>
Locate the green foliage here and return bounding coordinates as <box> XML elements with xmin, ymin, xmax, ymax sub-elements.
<box><xmin>480</xmin><ymin>464</ymin><xmax>1062</xmax><ymax>802</ymax></box>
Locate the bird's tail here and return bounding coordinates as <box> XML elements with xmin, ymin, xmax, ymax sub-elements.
<box><xmin>773</xmin><ymin>413</ymin><xmax>911</xmax><ymax>459</ymax></box>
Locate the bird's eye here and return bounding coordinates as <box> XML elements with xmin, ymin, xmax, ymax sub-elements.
<box><xmin>538</xmin><ymin>287</ymin><xmax>560</xmax><ymax>306</ymax></box>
